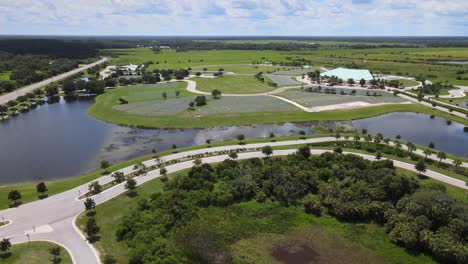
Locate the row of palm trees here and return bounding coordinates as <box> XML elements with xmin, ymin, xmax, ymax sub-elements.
<box><xmin>334</xmin><ymin>132</ymin><xmax>462</xmax><ymax>167</ymax></box>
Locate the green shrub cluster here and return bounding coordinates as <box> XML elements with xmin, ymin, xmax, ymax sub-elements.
<box><xmin>116</xmin><ymin>150</ymin><xmax>467</xmax><ymax>263</ymax></box>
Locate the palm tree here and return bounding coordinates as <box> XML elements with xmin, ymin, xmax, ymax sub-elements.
<box><xmin>383</xmin><ymin>138</ymin><xmax>390</xmax><ymax>149</ymax></box>
<box><xmin>423</xmin><ymin>149</ymin><xmax>432</xmax><ymax>159</ymax></box>
<box><xmin>228</xmin><ymin>151</ymin><xmax>238</xmax><ymax>160</ymax></box>
<box><xmin>365</xmin><ymin>134</ymin><xmax>372</xmax><ymax>148</ymax></box>
<box><xmin>262</xmin><ymin>145</ymin><xmax>273</xmax><ymax>157</ymax></box>
<box><xmin>335</xmin><ymin>133</ymin><xmax>341</xmax><ymax>141</ymax></box>
<box><xmin>395</xmin><ymin>140</ymin><xmax>402</xmax><ymax>150</ymax></box>
<box><xmin>415</xmin><ymin>159</ymin><xmax>426</xmax><ymax>175</ymax></box>
<box><xmin>374</xmin><ymin>133</ymin><xmax>383</xmax><ymax>146</ymax></box>
<box><xmin>353</xmin><ymin>135</ymin><xmax>360</xmax><ymax>144</ymax></box>
<box><xmin>453</xmin><ymin>159</ymin><xmax>462</xmax><ymax>167</ymax></box>
<box><xmin>406</xmin><ymin>142</ymin><xmax>416</xmax><ymax>155</ymax></box>
<box><xmin>428</xmin><ymin>141</ymin><xmax>435</xmax><ymax>149</ymax></box>
<box><xmin>437</xmin><ymin>151</ymin><xmax>447</xmax><ymax>164</ymax></box>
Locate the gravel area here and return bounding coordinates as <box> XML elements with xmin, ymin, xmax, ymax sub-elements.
<box><xmin>265</xmin><ymin>74</ymin><xmax>301</xmax><ymax>86</ymax></box>
<box><xmin>279</xmin><ymin>90</ymin><xmax>406</xmax><ymax>107</ymax></box>
<box><xmin>194</xmin><ymin>96</ymin><xmax>297</xmax><ymax>114</ymax></box>
<box><xmin>113</xmin><ymin>97</ymin><xmax>194</xmax><ymax>115</ymax></box>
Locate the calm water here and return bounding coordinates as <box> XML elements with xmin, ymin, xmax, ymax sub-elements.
<box><xmin>352</xmin><ymin>112</ymin><xmax>467</xmax><ymax>157</ymax></box>
<box><xmin>0</xmin><ymin>99</ymin><xmax>318</xmax><ymax>184</ymax></box>
<box><xmin>0</xmin><ymin>100</ymin><xmax>466</xmax><ymax>184</ymax></box>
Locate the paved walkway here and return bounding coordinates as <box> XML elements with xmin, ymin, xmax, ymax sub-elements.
<box><xmin>184</xmin><ymin>78</ymin><xmax>301</xmax><ymax>97</ymax></box>
<box><xmin>183</xmin><ymin>76</ymin><xmax>410</xmax><ymax>112</ymax></box>
<box><xmin>1</xmin><ymin>137</ymin><xmax>466</xmax><ymax>264</ymax></box>
<box><xmin>432</xmin><ymin>86</ymin><xmax>467</xmax><ymax>99</ymax></box>
<box><xmin>397</xmin><ymin>93</ymin><xmax>467</xmax><ymax>118</ymax></box>
<box><xmin>0</xmin><ymin>57</ymin><xmax>108</xmax><ymax>105</ymax></box>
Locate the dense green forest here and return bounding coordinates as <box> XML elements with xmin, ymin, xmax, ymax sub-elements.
<box><xmin>115</xmin><ymin>149</ymin><xmax>467</xmax><ymax>264</ymax></box>
<box><xmin>0</xmin><ymin>39</ymin><xmax>118</xmax><ymax>93</ymax></box>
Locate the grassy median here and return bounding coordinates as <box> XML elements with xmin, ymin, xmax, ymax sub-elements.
<box><xmin>2</xmin><ymin>241</ymin><xmax>72</xmax><ymax>264</ymax></box>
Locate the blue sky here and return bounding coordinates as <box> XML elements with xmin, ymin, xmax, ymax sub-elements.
<box><xmin>0</xmin><ymin>0</ymin><xmax>467</xmax><ymax>36</ymax></box>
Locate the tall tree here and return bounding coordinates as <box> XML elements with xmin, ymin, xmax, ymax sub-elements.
<box><xmin>36</xmin><ymin>182</ymin><xmax>48</xmax><ymax>198</ymax></box>
<box><xmin>125</xmin><ymin>179</ymin><xmax>137</xmax><ymax>196</ymax></box>
<box><xmin>415</xmin><ymin>160</ymin><xmax>426</xmax><ymax>175</ymax></box>
<box><xmin>262</xmin><ymin>145</ymin><xmax>273</xmax><ymax>157</ymax></box>
<box><xmin>100</xmin><ymin>160</ymin><xmax>110</xmax><ymax>174</ymax></box>
<box><xmin>8</xmin><ymin>190</ymin><xmax>21</xmax><ymax>206</ymax></box>
<box><xmin>48</xmin><ymin>247</ymin><xmax>61</xmax><ymax>263</ymax></box>
<box><xmin>85</xmin><ymin>218</ymin><xmax>100</xmax><ymax>242</ymax></box>
<box><xmin>236</xmin><ymin>134</ymin><xmax>245</xmax><ymax>144</ymax></box>
<box><xmin>437</xmin><ymin>151</ymin><xmax>447</xmax><ymax>164</ymax></box>
<box><xmin>84</xmin><ymin>198</ymin><xmax>96</xmax><ymax>212</ymax></box>
<box><xmin>211</xmin><ymin>89</ymin><xmax>222</xmax><ymax>99</ymax></box>
<box><xmin>0</xmin><ymin>238</ymin><xmax>11</xmax><ymax>257</ymax></box>
<box><xmin>452</xmin><ymin>159</ymin><xmax>462</xmax><ymax>167</ymax></box>
<box><xmin>88</xmin><ymin>181</ymin><xmax>102</xmax><ymax>195</ymax></box>
<box><xmin>228</xmin><ymin>151</ymin><xmax>238</xmax><ymax>160</ymax></box>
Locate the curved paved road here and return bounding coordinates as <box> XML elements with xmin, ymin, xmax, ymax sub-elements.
<box><xmin>1</xmin><ymin>137</ymin><xmax>466</xmax><ymax>264</ymax></box>
<box><xmin>183</xmin><ymin>77</ymin><xmax>411</xmax><ymax>112</ymax></box>
<box><xmin>0</xmin><ymin>57</ymin><xmax>108</xmax><ymax>105</ymax></box>
<box><xmin>184</xmin><ymin>78</ymin><xmax>301</xmax><ymax>97</ymax></box>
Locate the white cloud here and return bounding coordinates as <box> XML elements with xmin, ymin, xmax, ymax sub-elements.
<box><xmin>0</xmin><ymin>0</ymin><xmax>466</xmax><ymax>35</ymax></box>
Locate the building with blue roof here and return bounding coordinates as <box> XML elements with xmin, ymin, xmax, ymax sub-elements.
<box><xmin>320</xmin><ymin>67</ymin><xmax>374</xmax><ymax>81</ymax></box>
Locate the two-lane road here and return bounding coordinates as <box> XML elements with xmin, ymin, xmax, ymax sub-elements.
<box><xmin>1</xmin><ymin>138</ymin><xmax>466</xmax><ymax>264</ymax></box>
<box><xmin>0</xmin><ymin>57</ymin><xmax>108</xmax><ymax>105</ymax></box>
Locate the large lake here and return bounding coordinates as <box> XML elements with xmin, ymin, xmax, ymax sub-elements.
<box><xmin>0</xmin><ymin>99</ymin><xmax>466</xmax><ymax>184</ymax></box>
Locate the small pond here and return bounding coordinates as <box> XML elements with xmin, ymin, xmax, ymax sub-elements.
<box><xmin>437</xmin><ymin>61</ymin><xmax>468</xmax><ymax>65</ymax></box>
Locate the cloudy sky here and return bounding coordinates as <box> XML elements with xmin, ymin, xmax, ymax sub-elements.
<box><xmin>0</xmin><ymin>0</ymin><xmax>467</xmax><ymax>36</ymax></box>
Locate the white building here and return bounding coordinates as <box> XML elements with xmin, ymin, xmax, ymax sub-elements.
<box><xmin>100</xmin><ymin>64</ymin><xmax>143</xmax><ymax>79</ymax></box>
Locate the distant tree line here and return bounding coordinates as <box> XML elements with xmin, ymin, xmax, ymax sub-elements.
<box><xmin>148</xmin><ymin>40</ymin><xmax>320</xmax><ymax>51</ymax></box>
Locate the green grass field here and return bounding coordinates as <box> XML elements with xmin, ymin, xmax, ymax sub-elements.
<box><xmin>0</xmin><ymin>71</ymin><xmax>11</xmax><ymax>81</ymax></box>
<box><xmin>265</xmin><ymin>74</ymin><xmax>301</xmax><ymax>86</ymax></box>
<box><xmin>191</xmin><ymin>64</ymin><xmax>285</xmax><ymax>74</ymax></box>
<box><xmin>103</xmin><ymin>47</ymin><xmax>468</xmax><ymax>85</ymax></box>
<box><xmin>398</xmin><ymin>79</ymin><xmax>419</xmax><ymax>87</ymax></box>
<box><xmin>2</xmin><ymin>242</ymin><xmax>72</xmax><ymax>264</ymax></box>
<box><xmin>119</xmin><ymin>82</ymin><xmax>182</xmax><ymax>102</ymax></box>
<box><xmin>104</xmin><ymin>49</ymin><xmax>288</xmax><ymax>71</ymax></box>
<box><xmin>195</xmin><ymin>75</ymin><xmax>277</xmax><ymax>94</ymax></box>
<box><xmin>90</xmin><ymin>90</ymin><xmax>468</xmax><ymax>128</ymax></box>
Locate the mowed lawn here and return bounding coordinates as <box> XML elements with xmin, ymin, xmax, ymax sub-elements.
<box><xmin>104</xmin><ymin>49</ymin><xmax>289</xmax><ymax>71</ymax></box>
<box><xmin>3</xmin><ymin>241</ymin><xmax>72</xmax><ymax>264</ymax></box>
<box><xmin>398</xmin><ymin>79</ymin><xmax>420</xmax><ymax>87</ymax></box>
<box><xmin>102</xmin><ymin>47</ymin><xmax>468</xmax><ymax>85</ymax></box>
<box><xmin>190</xmin><ymin>64</ymin><xmax>308</xmax><ymax>74</ymax></box>
<box><xmin>195</xmin><ymin>75</ymin><xmax>277</xmax><ymax>94</ymax></box>
<box><xmin>191</xmin><ymin>64</ymin><xmax>282</xmax><ymax>74</ymax></box>
<box><xmin>0</xmin><ymin>71</ymin><xmax>11</xmax><ymax>81</ymax></box>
